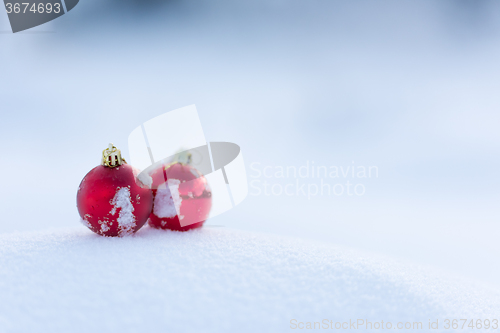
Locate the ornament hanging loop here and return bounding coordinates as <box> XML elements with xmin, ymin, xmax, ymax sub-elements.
<box><xmin>102</xmin><ymin>143</ymin><xmax>126</xmax><ymax>168</ymax></box>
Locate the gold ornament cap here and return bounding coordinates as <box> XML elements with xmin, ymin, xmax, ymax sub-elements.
<box><xmin>102</xmin><ymin>143</ymin><xmax>126</xmax><ymax>168</ymax></box>
<box><xmin>174</xmin><ymin>150</ymin><xmax>192</xmax><ymax>165</ymax></box>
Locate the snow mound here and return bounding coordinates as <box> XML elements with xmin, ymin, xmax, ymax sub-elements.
<box><xmin>110</xmin><ymin>187</ymin><xmax>136</xmax><ymax>236</ymax></box>
<box><xmin>0</xmin><ymin>228</ymin><xmax>499</xmax><ymax>333</ymax></box>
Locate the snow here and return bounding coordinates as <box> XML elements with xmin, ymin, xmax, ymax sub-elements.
<box><xmin>153</xmin><ymin>179</ymin><xmax>182</xmax><ymax>219</ymax></box>
<box><xmin>0</xmin><ymin>227</ymin><xmax>499</xmax><ymax>333</ymax></box>
<box><xmin>110</xmin><ymin>187</ymin><xmax>136</xmax><ymax>236</ymax></box>
<box><xmin>100</xmin><ymin>223</ymin><xmax>110</xmax><ymax>233</ymax></box>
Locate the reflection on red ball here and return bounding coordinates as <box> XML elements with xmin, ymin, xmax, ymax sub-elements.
<box><xmin>148</xmin><ymin>162</ymin><xmax>212</xmax><ymax>231</ymax></box>
<box><xmin>77</xmin><ymin>164</ymin><xmax>153</xmax><ymax>237</ymax></box>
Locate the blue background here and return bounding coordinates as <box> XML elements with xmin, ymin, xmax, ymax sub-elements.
<box><xmin>1</xmin><ymin>0</ymin><xmax>499</xmax><ymax>285</ymax></box>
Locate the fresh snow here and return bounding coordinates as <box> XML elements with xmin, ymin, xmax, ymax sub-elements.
<box><xmin>0</xmin><ymin>227</ymin><xmax>499</xmax><ymax>333</ymax></box>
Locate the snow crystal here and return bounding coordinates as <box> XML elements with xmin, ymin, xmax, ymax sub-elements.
<box><xmin>110</xmin><ymin>187</ymin><xmax>136</xmax><ymax>236</ymax></box>
<box><xmin>153</xmin><ymin>179</ymin><xmax>181</xmax><ymax>219</ymax></box>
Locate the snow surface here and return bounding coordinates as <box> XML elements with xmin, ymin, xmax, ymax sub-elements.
<box><xmin>0</xmin><ymin>227</ymin><xmax>499</xmax><ymax>333</ymax></box>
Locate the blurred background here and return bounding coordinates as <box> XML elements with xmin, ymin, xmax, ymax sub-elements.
<box><xmin>1</xmin><ymin>0</ymin><xmax>499</xmax><ymax>285</ymax></box>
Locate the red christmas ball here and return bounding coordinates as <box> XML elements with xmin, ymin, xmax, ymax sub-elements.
<box><xmin>77</xmin><ymin>144</ymin><xmax>153</xmax><ymax>237</ymax></box>
<box><xmin>148</xmin><ymin>162</ymin><xmax>212</xmax><ymax>231</ymax></box>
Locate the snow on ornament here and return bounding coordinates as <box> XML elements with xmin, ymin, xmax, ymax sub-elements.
<box><xmin>148</xmin><ymin>152</ymin><xmax>212</xmax><ymax>232</ymax></box>
<box><xmin>76</xmin><ymin>144</ymin><xmax>153</xmax><ymax>237</ymax></box>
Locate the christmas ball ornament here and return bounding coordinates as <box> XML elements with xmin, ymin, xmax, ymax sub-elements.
<box><xmin>148</xmin><ymin>154</ymin><xmax>212</xmax><ymax>231</ymax></box>
<box><xmin>77</xmin><ymin>144</ymin><xmax>153</xmax><ymax>237</ymax></box>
